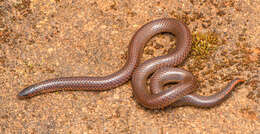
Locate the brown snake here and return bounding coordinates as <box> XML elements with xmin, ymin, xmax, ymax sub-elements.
<box><xmin>18</xmin><ymin>18</ymin><xmax>244</xmax><ymax>109</ymax></box>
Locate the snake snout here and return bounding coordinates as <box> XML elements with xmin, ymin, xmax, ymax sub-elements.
<box><xmin>17</xmin><ymin>85</ymin><xmax>36</xmax><ymax>99</ymax></box>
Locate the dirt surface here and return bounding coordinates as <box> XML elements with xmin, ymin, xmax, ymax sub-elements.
<box><xmin>0</xmin><ymin>0</ymin><xmax>259</xmax><ymax>133</ymax></box>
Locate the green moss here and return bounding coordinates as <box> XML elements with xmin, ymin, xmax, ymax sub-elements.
<box><xmin>187</xmin><ymin>32</ymin><xmax>222</xmax><ymax>74</ymax></box>
<box><xmin>191</xmin><ymin>32</ymin><xmax>220</xmax><ymax>59</ymax></box>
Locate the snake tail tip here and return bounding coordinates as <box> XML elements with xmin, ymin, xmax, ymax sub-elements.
<box><xmin>235</xmin><ymin>78</ymin><xmax>245</xmax><ymax>83</ymax></box>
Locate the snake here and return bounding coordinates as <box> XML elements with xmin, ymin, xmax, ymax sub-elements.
<box><xmin>18</xmin><ymin>18</ymin><xmax>244</xmax><ymax>109</ymax></box>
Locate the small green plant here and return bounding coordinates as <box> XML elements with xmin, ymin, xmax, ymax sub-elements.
<box><xmin>191</xmin><ymin>32</ymin><xmax>220</xmax><ymax>59</ymax></box>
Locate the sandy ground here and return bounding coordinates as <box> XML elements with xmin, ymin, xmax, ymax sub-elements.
<box><xmin>0</xmin><ymin>0</ymin><xmax>259</xmax><ymax>133</ymax></box>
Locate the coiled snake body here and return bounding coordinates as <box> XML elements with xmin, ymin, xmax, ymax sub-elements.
<box><xmin>18</xmin><ymin>18</ymin><xmax>244</xmax><ymax>109</ymax></box>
